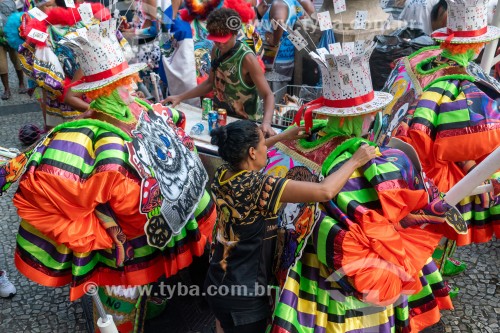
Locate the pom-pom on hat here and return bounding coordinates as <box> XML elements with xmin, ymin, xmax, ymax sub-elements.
<box><xmin>431</xmin><ymin>0</ymin><xmax>500</xmax><ymax>44</ymax></box>
<box><xmin>60</xmin><ymin>19</ymin><xmax>147</xmax><ymax>93</ymax></box>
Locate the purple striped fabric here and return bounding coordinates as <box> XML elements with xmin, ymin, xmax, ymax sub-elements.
<box><xmin>95</xmin><ymin>143</ymin><xmax>126</xmax><ymax>156</ymax></box>
<box><xmin>47</xmin><ymin>139</ymin><xmax>96</xmax><ymax>166</ymax></box>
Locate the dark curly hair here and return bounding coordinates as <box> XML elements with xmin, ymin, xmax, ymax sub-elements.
<box><xmin>210</xmin><ymin>120</ymin><xmax>260</xmax><ymax>171</ymax></box>
<box><xmin>206</xmin><ymin>8</ymin><xmax>241</xmax><ymax>37</ymax></box>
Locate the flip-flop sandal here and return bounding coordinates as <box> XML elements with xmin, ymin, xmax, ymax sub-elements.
<box><xmin>1</xmin><ymin>91</ymin><xmax>11</xmax><ymax>100</ymax></box>
<box><xmin>18</xmin><ymin>87</ymin><xmax>28</xmax><ymax>94</ymax></box>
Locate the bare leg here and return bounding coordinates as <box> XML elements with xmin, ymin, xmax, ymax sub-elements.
<box><xmin>1</xmin><ymin>73</ymin><xmax>11</xmax><ymax>100</ymax></box>
<box><xmin>16</xmin><ymin>70</ymin><xmax>26</xmax><ymax>92</ymax></box>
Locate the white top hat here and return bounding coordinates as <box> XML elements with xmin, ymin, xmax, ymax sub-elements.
<box><xmin>61</xmin><ymin>19</ymin><xmax>147</xmax><ymax>93</ymax></box>
<box><xmin>307</xmin><ymin>40</ymin><xmax>393</xmax><ymax>117</ymax></box>
<box><xmin>432</xmin><ymin>0</ymin><xmax>500</xmax><ymax>44</ymax></box>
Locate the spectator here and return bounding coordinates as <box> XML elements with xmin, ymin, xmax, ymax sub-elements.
<box><xmin>164</xmin><ymin>8</ymin><xmax>277</xmax><ymax>137</ymax></box>
<box><xmin>206</xmin><ymin>120</ymin><xmax>376</xmax><ymax>333</ymax></box>
<box><xmin>256</xmin><ymin>0</ymin><xmax>315</xmax><ymax>88</ymax></box>
<box><xmin>0</xmin><ymin>0</ymin><xmax>27</xmax><ymax>100</ymax></box>
<box><xmin>399</xmin><ymin>0</ymin><xmax>441</xmax><ymax>35</ymax></box>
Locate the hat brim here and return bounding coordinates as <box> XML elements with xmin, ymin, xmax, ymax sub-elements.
<box><xmin>71</xmin><ymin>63</ymin><xmax>148</xmax><ymax>93</ymax></box>
<box><xmin>432</xmin><ymin>26</ymin><xmax>500</xmax><ymax>44</ymax></box>
<box><xmin>207</xmin><ymin>33</ymin><xmax>233</xmax><ymax>43</ymax></box>
<box><xmin>313</xmin><ymin>92</ymin><xmax>394</xmax><ymax>117</ymax></box>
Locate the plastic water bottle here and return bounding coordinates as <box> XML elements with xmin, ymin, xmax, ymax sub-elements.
<box><xmin>190</xmin><ymin>123</ymin><xmax>204</xmax><ymax>135</ymax></box>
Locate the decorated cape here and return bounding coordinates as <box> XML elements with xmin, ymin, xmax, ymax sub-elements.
<box><xmin>264</xmin><ymin>125</ymin><xmax>453</xmax><ymax>332</ymax></box>
<box><xmin>378</xmin><ymin>46</ymin><xmax>500</xmax><ymax>246</ymax></box>
<box><xmin>7</xmin><ymin>99</ymin><xmax>215</xmax><ymax>301</ymax></box>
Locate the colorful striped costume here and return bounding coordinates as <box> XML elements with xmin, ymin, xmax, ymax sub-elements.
<box><xmin>379</xmin><ymin>46</ymin><xmax>500</xmax><ymax>248</ymax></box>
<box><xmin>10</xmin><ymin>100</ymin><xmax>216</xmax><ymax>301</ymax></box>
<box><xmin>263</xmin><ymin>128</ymin><xmax>452</xmax><ymax>333</ymax></box>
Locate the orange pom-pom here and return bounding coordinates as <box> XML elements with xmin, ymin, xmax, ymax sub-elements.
<box><xmin>84</xmin><ymin>74</ymin><xmax>141</xmax><ymax>100</ymax></box>
<box><xmin>441</xmin><ymin>41</ymin><xmax>486</xmax><ymax>55</ymax></box>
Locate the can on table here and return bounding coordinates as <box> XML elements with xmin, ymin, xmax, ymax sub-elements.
<box><xmin>217</xmin><ymin>109</ymin><xmax>227</xmax><ymax>127</ymax></box>
<box><xmin>202</xmin><ymin>98</ymin><xmax>212</xmax><ymax>120</ymax></box>
<box><xmin>208</xmin><ymin>111</ymin><xmax>218</xmax><ymax>133</ymax></box>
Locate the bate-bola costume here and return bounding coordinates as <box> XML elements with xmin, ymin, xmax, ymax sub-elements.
<box><xmin>259</xmin><ymin>37</ymin><xmax>463</xmax><ymax>332</ymax></box>
<box><xmin>2</xmin><ymin>16</ymin><xmax>215</xmax><ymax>333</ymax></box>
<box><xmin>378</xmin><ymin>0</ymin><xmax>500</xmax><ymax>274</ymax></box>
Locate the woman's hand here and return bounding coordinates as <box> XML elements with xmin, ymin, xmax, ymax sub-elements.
<box><xmin>264</xmin><ymin>125</ymin><xmax>306</xmax><ymax>148</ymax></box>
<box><xmin>351</xmin><ymin>144</ymin><xmax>378</xmax><ymax>168</ymax></box>
<box><xmin>162</xmin><ymin>95</ymin><xmax>183</xmax><ymax>107</ymax></box>
<box><xmin>279</xmin><ymin>125</ymin><xmax>308</xmax><ymax>141</ymax></box>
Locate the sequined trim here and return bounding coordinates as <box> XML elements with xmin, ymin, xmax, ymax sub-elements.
<box><xmin>437</xmin><ymin>123</ymin><xmax>500</xmax><ymax>138</ymax></box>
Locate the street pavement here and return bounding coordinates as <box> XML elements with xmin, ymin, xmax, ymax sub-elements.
<box><xmin>0</xmin><ymin>64</ymin><xmax>498</xmax><ymax>332</ymax></box>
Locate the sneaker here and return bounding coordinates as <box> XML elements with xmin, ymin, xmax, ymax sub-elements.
<box><xmin>0</xmin><ymin>270</ymin><xmax>16</xmax><ymax>298</ymax></box>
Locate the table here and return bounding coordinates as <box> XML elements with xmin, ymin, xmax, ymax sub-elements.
<box><xmin>176</xmin><ymin>103</ymin><xmax>241</xmax><ymax>155</ymax></box>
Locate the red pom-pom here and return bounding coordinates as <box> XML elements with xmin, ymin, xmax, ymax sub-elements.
<box><xmin>224</xmin><ymin>0</ymin><xmax>255</xmax><ymax>23</ymax></box>
<box><xmin>25</xmin><ymin>19</ymin><xmax>48</xmax><ymax>46</ymax></box>
<box><xmin>179</xmin><ymin>8</ymin><xmax>196</xmax><ymax>23</ymax></box>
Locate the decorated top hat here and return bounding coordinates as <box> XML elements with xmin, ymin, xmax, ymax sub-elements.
<box><xmin>431</xmin><ymin>0</ymin><xmax>500</xmax><ymax>44</ymax></box>
<box><xmin>293</xmin><ymin>40</ymin><xmax>393</xmax><ymax>131</ymax></box>
<box><xmin>310</xmin><ymin>40</ymin><xmax>393</xmax><ymax>117</ymax></box>
<box><xmin>61</xmin><ymin>19</ymin><xmax>147</xmax><ymax>93</ymax></box>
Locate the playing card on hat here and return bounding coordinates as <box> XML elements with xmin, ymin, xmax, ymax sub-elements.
<box><xmin>76</xmin><ymin>28</ymin><xmax>89</xmax><ymax>42</ymax></box>
<box><xmin>342</xmin><ymin>42</ymin><xmax>355</xmax><ymax>60</ymax></box>
<box><xmin>28</xmin><ymin>7</ymin><xmax>48</xmax><ymax>21</ymax></box>
<box><xmin>354</xmin><ymin>41</ymin><xmax>365</xmax><ymax>56</ymax></box>
<box><xmin>78</xmin><ymin>3</ymin><xmax>94</xmax><ymax>24</ymax></box>
<box><xmin>333</xmin><ymin>0</ymin><xmax>346</xmax><ymax>14</ymax></box>
<box><xmin>317</xmin><ymin>11</ymin><xmax>333</xmax><ymax>31</ymax></box>
<box><xmin>287</xmin><ymin>32</ymin><xmax>308</xmax><ymax>51</ymax></box>
<box><xmin>28</xmin><ymin>29</ymin><xmax>48</xmax><ymax>43</ymax></box>
<box><xmin>316</xmin><ymin>47</ymin><xmax>329</xmax><ymax>60</ymax></box>
<box><xmin>354</xmin><ymin>11</ymin><xmax>368</xmax><ymax>30</ymax></box>
<box><xmin>309</xmin><ymin>51</ymin><xmax>327</xmax><ymax>68</ymax></box>
<box><xmin>328</xmin><ymin>43</ymin><xmax>342</xmax><ymax>56</ymax></box>
<box><xmin>64</xmin><ymin>0</ymin><xmax>75</xmax><ymax>8</ymax></box>
<box><xmin>324</xmin><ymin>54</ymin><xmax>337</xmax><ymax>69</ymax></box>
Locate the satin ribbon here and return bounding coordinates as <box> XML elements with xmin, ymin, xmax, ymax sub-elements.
<box><xmin>432</xmin><ymin>26</ymin><xmax>488</xmax><ymax>43</ymax></box>
<box><xmin>293</xmin><ymin>92</ymin><xmax>375</xmax><ymax>133</ymax></box>
<box><xmin>83</xmin><ymin>62</ymin><xmax>129</xmax><ymax>83</ymax></box>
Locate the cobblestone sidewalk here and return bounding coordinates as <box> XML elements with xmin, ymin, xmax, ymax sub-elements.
<box><xmin>0</xmin><ymin>110</ymin><xmax>498</xmax><ymax>332</ymax></box>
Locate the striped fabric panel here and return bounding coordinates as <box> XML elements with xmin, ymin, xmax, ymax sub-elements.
<box><xmin>411</xmin><ymin>80</ymin><xmax>464</xmax><ymax>138</ymax></box>
<box><xmin>412</xmin><ymin>79</ymin><xmax>500</xmax><ymax>136</ymax></box>
<box><xmin>272</xmin><ymin>246</ymin><xmax>400</xmax><ymax>333</ymax></box>
<box><xmin>27</xmin><ymin>125</ymin><xmax>136</xmax><ymax>181</ymax></box>
<box><xmin>15</xmin><ymin>123</ymin><xmax>216</xmax><ymax>298</ymax></box>
<box><xmin>16</xmin><ymin>192</ymin><xmax>214</xmax><ymax>289</ymax></box>
<box><xmin>16</xmin><ymin>215</ymin><xmax>207</xmax><ymax>286</ymax></box>
<box><xmin>325</xmin><ymin>149</ymin><xmax>417</xmax><ymax>220</ymax></box>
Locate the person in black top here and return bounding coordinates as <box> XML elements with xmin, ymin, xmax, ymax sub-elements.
<box><xmin>206</xmin><ymin>120</ymin><xmax>377</xmax><ymax>332</ymax></box>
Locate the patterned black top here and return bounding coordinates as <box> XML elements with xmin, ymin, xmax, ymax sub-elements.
<box><xmin>207</xmin><ymin>164</ymin><xmax>289</xmax><ymax>295</ymax></box>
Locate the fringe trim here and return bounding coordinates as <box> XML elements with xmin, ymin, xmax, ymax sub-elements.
<box><xmin>274</xmin><ymin>142</ymin><xmax>322</xmax><ymax>173</ymax></box>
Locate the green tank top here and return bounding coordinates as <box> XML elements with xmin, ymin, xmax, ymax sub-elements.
<box><xmin>213</xmin><ymin>43</ymin><xmax>260</xmax><ymax>120</ymax></box>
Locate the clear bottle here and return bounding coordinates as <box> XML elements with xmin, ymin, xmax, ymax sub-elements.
<box><xmin>190</xmin><ymin>123</ymin><xmax>205</xmax><ymax>135</ymax></box>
